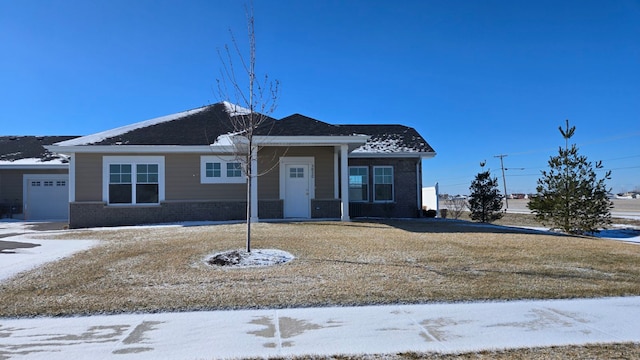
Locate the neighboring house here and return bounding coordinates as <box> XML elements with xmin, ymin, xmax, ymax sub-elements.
<box><xmin>0</xmin><ymin>136</ymin><xmax>77</xmax><ymax>220</ymax></box>
<box><xmin>47</xmin><ymin>102</ymin><xmax>436</xmax><ymax>228</ymax></box>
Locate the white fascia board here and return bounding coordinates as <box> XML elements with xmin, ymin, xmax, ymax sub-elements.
<box><xmin>253</xmin><ymin>135</ymin><xmax>370</xmax><ymax>146</ymax></box>
<box><xmin>45</xmin><ymin>145</ymin><xmax>216</xmax><ymax>154</ymax></box>
<box><xmin>207</xmin><ymin>144</ymin><xmax>244</xmax><ymax>153</ymax></box>
<box><xmin>349</xmin><ymin>151</ymin><xmax>437</xmax><ymax>159</ymax></box>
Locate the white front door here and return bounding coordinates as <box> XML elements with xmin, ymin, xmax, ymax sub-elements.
<box><xmin>284</xmin><ymin>164</ymin><xmax>310</xmax><ymax>218</ymax></box>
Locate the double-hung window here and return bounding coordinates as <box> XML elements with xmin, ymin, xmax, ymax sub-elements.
<box><xmin>135</xmin><ymin>164</ymin><xmax>159</xmax><ymax>203</ymax></box>
<box><xmin>109</xmin><ymin>164</ymin><xmax>132</xmax><ymax>203</ymax></box>
<box><xmin>348</xmin><ymin>166</ymin><xmax>369</xmax><ymax>202</ymax></box>
<box><xmin>104</xmin><ymin>156</ymin><xmax>164</xmax><ymax>205</ymax></box>
<box><xmin>373</xmin><ymin>166</ymin><xmax>394</xmax><ymax>202</ymax></box>
<box><xmin>201</xmin><ymin>156</ymin><xmax>245</xmax><ymax>184</ymax></box>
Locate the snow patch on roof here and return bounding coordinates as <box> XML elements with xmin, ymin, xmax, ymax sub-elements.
<box><xmin>0</xmin><ymin>156</ymin><xmax>69</xmax><ymax>166</ymax></box>
<box><xmin>223</xmin><ymin>101</ymin><xmax>251</xmax><ymax>116</ymax></box>
<box><xmin>352</xmin><ymin>138</ymin><xmax>421</xmax><ymax>153</ymax></box>
<box><xmin>0</xmin><ymin>152</ymin><xmax>22</xmax><ymax>159</ymax></box>
<box><xmin>54</xmin><ymin>107</ymin><xmax>209</xmax><ymax>146</ymax></box>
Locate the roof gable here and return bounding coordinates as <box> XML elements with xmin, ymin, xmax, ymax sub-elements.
<box><xmin>56</xmin><ymin>103</ymin><xmax>275</xmax><ymax>146</ymax></box>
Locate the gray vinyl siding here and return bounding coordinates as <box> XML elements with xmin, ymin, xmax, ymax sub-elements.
<box><xmin>257</xmin><ymin>147</ymin><xmax>280</xmax><ymax>199</ymax></box>
<box><xmin>0</xmin><ymin>170</ymin><xmax>23</xmax><ymax>204</ymax></box>
<box><xmin>165</xmin><ymin>154</ymin><xmax>245</xmax><ymax>201</ymax></box>
<box><xmin>257</xmin><ymin>146</ymin><xmax>335</xmax><ymax>200</ymax></box>
<box><xmin>313</xmin><ymin>147</ymin><xmax>335</xmax><ymax>199</ymax></box>
<box><xmin>74</xmin><ymin>153</ymin><xmax>102</xmax><ymax>201</ymax></box>
<box><xmin>0</xmin><ymin>169</ymin><xmax>68</xmax><ymax>204</ymax></box>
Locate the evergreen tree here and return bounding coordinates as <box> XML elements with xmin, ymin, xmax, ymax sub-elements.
<box><xmin>528</xmin><ymin>120</ymin><xmax>613</xmax><ymax>235</ymax></box>
<box><xmin>468</xmin><ymin>162</ymin><xmax>504</xmax><ymax>223</ymax></box>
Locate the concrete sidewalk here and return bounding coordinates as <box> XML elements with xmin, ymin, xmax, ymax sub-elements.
<box><xmin>1</xmin><ymin>297</ymin><xmax>639</xmax><ymax>359</ymax></box>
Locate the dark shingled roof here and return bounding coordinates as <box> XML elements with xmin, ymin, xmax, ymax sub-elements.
<box><xmin>263</xmin><ymin>114</ymin><xmax>435</xmax><ymax>153</ymax></box>
<box><xmin>0</xmin><ymin>136</ymin><xmax>78</xmax><ymax>162</ymax></box>
<box><xmin>258</xmin><ymin>114</ymin><xmax>340</xmax><ymax>136</ymax></box>
<box><xmin>92</xmin><ymin>103</ymin><xmax>277</xmax><ymax>146</ymax></box>
<box><xmin>53</xmin><ymin>103</ymin><xmax>434</xmax><ymax>154</ymax></box>
<box><xmin>338</xmin><ymin>124</ymin><xmax>435</xmax><ymax>153</ymax></box>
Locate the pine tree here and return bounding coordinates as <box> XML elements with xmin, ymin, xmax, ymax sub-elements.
<box><xmin>468</xmin><ymin>163</ymin><xmax>504</xmax><ymax>223</ymax></box>
<box><xmin>528</xmin><ymin>120</ymin><xmax>613</xmax><ymax>235</ymax></box>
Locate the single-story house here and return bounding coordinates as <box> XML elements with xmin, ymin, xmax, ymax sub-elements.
<box><xmin>0</xmin><ymin>136</ymin><xmax>77</xmax><ymax>220</ymax></box>
<box><xmin>46</xmin><ymin>102</ymin><xmax>436</xmax><ymax>228</ymax></box>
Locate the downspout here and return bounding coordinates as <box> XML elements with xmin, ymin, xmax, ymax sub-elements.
<box><xmin>69</xmin><ymin>153</ymin><xmax>76</xmax><ymax>202</ymax></box>
<box><xmin>68</xmin><ymin>153</ymin><xmax>75</xmax><ymax>222</ymax></box>
<box><xmin>334</xmin><ymin>149</ymin><xmax>339</xmax><ymax>199</ymax></box>
<box><xmin>340</xmin><ymin>144</ymin><xmax>349</xmax><ymax>221</ymax></box>
<box><xmin>416</xmin><ymin>160</ymin><xmax>421</xmax><ymax>217</ymax></box>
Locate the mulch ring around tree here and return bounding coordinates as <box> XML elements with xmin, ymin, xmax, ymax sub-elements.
<box><xmin>207</xmin><ymin>249</ymin><xmax>294</xmax><ymax>268</ymax></box>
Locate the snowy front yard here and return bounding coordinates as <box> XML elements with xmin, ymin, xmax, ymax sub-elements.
<box><xmin>0</xmin><ymin>219</ymin><xmax>639</xmax><ymax>317</ymax></box>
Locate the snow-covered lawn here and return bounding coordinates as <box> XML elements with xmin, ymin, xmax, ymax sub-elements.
<box><xmin>0</xmin><ymin>219</ymin><xmax>639</xmax><ymax>319</ymax></box>
<box><xmin>0</xmin><ymin>218</ymin><xmax>639</xmax><ymax>359</ymax></box>
<box><xmin>0</xmin><ymin>220</ymin><xmax>97</xmax><ymax>282</ymax></box>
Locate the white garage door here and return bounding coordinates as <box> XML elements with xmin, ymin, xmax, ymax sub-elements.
<box><xmin>24</xmin><ymin>175</ymin><xmax>69</xmax><ymax>220</ymax></box>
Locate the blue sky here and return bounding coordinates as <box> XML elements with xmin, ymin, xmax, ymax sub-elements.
<box><xmin>1</xmin><ymin>0</ymin><xmax>639</xmax><ymax>195</ymax></box>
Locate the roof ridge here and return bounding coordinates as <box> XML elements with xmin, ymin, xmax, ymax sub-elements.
<box><xmin>54</xmin><ymin>105</ymin><xmax>212</xmax><ymax>146</ymax></box>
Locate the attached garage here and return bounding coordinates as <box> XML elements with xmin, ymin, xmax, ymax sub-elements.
<box><xmin>1</xmin><ymin>136</ymin><xmax>76</xmax><ymax>221</ymax></box>
<box><xmin>23</xmin><ymin>174</ymin><xmax>69</xmax><ymax>220</ymax></box>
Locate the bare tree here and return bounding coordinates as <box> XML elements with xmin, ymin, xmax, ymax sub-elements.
<box><xmin>445</xmin><ymin>197</ymin><xmax>467</xmax><ymax>219</ymax></box>
<box><xmin>217</xmin><ymin>2</ymin><xmax>279</xmax><ymax>252</ymax></box>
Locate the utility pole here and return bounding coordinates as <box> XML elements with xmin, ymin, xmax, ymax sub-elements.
<box><xmin>494</xmin><ymin>154</ymin><xmax>508</xmax><ymax>210</ymax></box>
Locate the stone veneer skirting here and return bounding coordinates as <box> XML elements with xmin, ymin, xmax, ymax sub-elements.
<box><xmin>70</xmin><ymin>199</ymin><xmax>342</xmax><ymax>228</ymax></box>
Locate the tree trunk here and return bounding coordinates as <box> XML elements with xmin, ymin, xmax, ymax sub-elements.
<box><xmin>246</xmin><ymin>166</ymin><xmax>251</xmax><ymax>253</ymax></box>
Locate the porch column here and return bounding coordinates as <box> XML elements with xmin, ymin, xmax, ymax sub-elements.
<box><xmin>340</xmin><ymin>144</ymin><xmax>350</xmax><ymax>221</ymax></box>
<box><xmin>334</xmin><ymin>150</ymin><xmax>339</xmax><ymax>199</ymax></box>
<box><xmin>250</xmin><ymin>145</ymin><xmax>259</xmax><ymax>222</ymax></box>
<box><xmin>68</xmin><ymin>153</ymin><xmax>76</xmax><ymax>202</ymax></box>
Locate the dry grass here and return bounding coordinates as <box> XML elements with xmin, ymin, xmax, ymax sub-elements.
<box><xmin>1</xmin><ymin>219</ymin><xmax>639</xmax><ymax>318</ymax></box>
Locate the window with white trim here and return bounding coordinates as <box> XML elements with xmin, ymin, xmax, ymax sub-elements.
<box><xmin>348</xmin><ymin>166</ymin><xmax>368</xmax><ymax>202</ymax></box>
<box><xmin>201</xmin><ymin>156</ymin><xmax>246</xmax><ymax>184</ymax></box>
<box><xmin>135</xmin><ymin>164</ymin><xmax>159</xmax><ymax>204</ymax></box>
<box><xmin>226</xmin><ymin>162</ymin><xmax>242</xmax><ymax>178</ymax></box>
<box><xmin>373</xmin><ymin>166</ymin><xmax>394</xmax><ymax>202</ymax></box>
<box><xmin>104</xmin><ymin>156</ymin><xmax>164</xmax><ymax>205</ymax></box>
